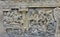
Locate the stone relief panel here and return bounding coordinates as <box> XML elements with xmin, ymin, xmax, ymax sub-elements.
<box><xmin>3</xmin><ymin>8</ymin><xmax>57</xmax><ymax>37</ymax></box>
<box><xmin>27</xmin><ymin>8</ymin><xmax>57</xmax><ymax>37</ymax></box>
<box><xmin>0</xmin><ymin>0</ymin><xmax>60</xmax><ymax>37</ymax></box>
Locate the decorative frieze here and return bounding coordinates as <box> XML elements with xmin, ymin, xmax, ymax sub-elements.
<box><xmin>3</xmin><ymin>8</ymin><xmax>57</xmax><ymax>37</ymax></box>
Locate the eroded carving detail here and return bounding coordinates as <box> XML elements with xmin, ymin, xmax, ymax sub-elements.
<box><xmin>3</xmin><ymin>8</ymin><xmax>57</xmax><ymax>37</ymax></box>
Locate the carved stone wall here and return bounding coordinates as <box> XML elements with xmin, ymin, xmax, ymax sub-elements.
<box><xmin>0</xmin><ymin>0</ymin><xmax>60</xmax><ymax>37</ymax></box>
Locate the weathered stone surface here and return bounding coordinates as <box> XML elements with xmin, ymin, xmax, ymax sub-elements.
<box><xmin>0</xmin><ymin>0</ymin><xmax>60</xmax><ymax>37</ymax></box>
